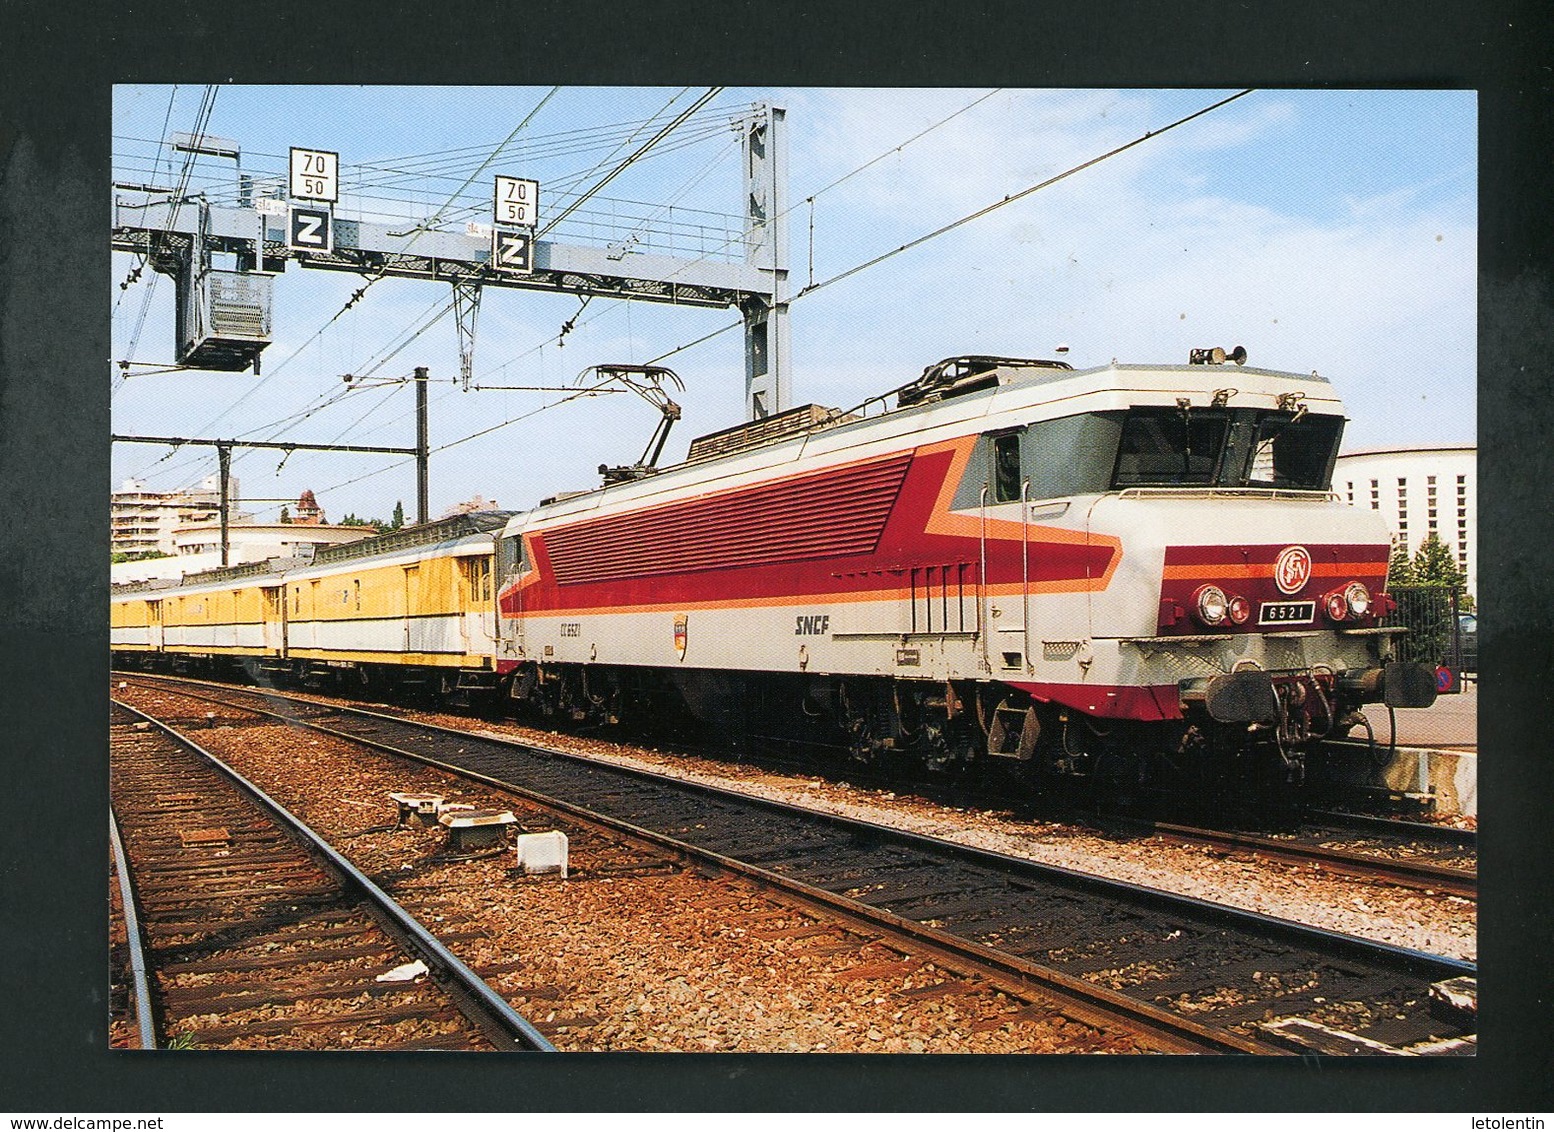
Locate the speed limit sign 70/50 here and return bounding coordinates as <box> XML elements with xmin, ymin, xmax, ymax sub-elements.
<box><xmin>290</xmin><ymin>147</ymin><xmax>339</xmax><ymax>203</ymax></box>
<box><xmin>494</xmin><ymin>176</ymin><xmax>539</xmax><ymax>227</ymax></box>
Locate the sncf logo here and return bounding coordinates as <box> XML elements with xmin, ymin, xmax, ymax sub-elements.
<box><xmin>1274</xmin><ymin>545</ymin><xmax>1313</xmax><ymax>595</ymax></box>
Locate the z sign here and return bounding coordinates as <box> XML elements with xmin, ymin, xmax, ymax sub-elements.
<box><xmin>288</xmin><ymin>206</ymin><xmax>333</xmax><ymax>254</ymax></box>
<box><xmin>492</xmin><ymin>227</ymin><xmax>534</xmax><ymax>275</ymax></box>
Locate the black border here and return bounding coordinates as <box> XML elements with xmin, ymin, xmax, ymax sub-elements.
<box><xmin>4</xmin><ymin>0</ymin><xmax>1550</xmax><ymax>1112</ymax></box>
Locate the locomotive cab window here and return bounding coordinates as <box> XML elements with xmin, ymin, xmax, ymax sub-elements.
<box><xmin>1109</xmin><ymin>405</ymin><xmax>1343</xmax><ymax>490</ymax></box>
<box><xmin>951</xmin><ymin>413</ymin><xmax>1123</xmax><ymax>509</ymax></box>
<box><xmin>992</xmin><ymin>432</ymin><xmax>1023</xmax><ymax>502</ymax></box>
<box><xmin>1241</xmin><ymin>412</ymin><xmax>1344</xmax><ymax>490</ymax></box>
<box><xmin>1112</xmin><ymin>407</ymin><xmax>1229</xmax><ymax>487</ymax></box>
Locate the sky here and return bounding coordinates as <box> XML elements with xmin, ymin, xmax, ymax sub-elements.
<box><xmin>110</xmin><ymin>86</ymin><xmax>1477</xmax><ymax>525</ymax></box>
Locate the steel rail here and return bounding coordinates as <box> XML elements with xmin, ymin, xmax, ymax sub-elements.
<box><xmin>1305</xmin><ymin>807</ymin><xmax>1478</xmax><ymax>849</ymax></box>
<box><xmin>191</xmin><ymin>679</ymin><xmax>1472</xmax><ymax>980</ymax></box>
<box><xmin>118</xmin><ymin>673</ymin><xmax>1479</xmax><ymax>985</ymax></box>
<box><xmin>111</xmin><ymin>698</ymin><xmax>556</xmax><ymax>1053</ymax></box>
<box><xmin>1140</xmin><ymin>819</ymin><xmax>1476</xmax><ymax>900</ymax></box>
<box><xmin>108</xmin><ymin>807</ymin><xmax>158</xmax><ymax>1050</ymax></box>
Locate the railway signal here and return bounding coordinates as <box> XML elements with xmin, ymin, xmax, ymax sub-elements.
<box><xmin>494</xmin><ymin>175</ymin><xmax>539</xmax><ymax>227</ymax></box>
<box><xmin>492</xmin><ymin>228</ymin><xmax>534</xmax><ymax>275</ymax></box>
<box><xmin>287</xmin><ymin>205</ymin><xmax>333</xmax><ymax>254</ymax></box>
<box><xmin>289</xmin><ymin>147</ymin><xmax>339</xmax><ymax>203</ymax></box>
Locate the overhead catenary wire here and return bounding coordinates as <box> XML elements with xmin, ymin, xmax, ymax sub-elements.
<box><xmin>136</xmin><ymin>89</ymin><xmax>561</xmax><ymax>463</ymax></box>
<box><xmin>118</xmin><ymin>85</ymin><xmax>219</xmax><ymax>385</ymax></box>
<box><xmin>237</xmin><ymin>92</ymin><xmax>733</xmax><ymax>463</ymax></box>
<box><xmin>796</xmin><ymin>89</ymin><xmax>1255</xmax><ymax>302</ymax></box>
<box><xmin>477</xmin><ymin>90</ymin><xmax>1004</xmax><ymax>386</ymax></box>
<box><xmin>389</xmin><ymin>86</ymin><xmax>561</xmax><ymax>237</ymax></box>
<box><xmin>538</xmin><ymin>88</ymin><xmax>722</xmax><ymax>239</ymax></box>
<box><xmin>113</xmin><ymin>85</ymin><xmax>183</xmax><ymax>327</ymax></box>
<box><xmin>114</xmin><ymin>92</ymin><xmax>745</xmax><ymax>451</ymax></box>
<box><xmin>180</xmin><ymin>267</ymin><xmax>455</xmax><ymax>451</ymax></box>
<box><xmin>121</xmin><ymin>89</ymin><xmax>1256</xmax><ymax>518</ymax></box>
<box><xmin>645</xmin><ymin>89</ymin><xmax>1259</xmax><ymax>371</ymax></box>
<box><xmin>312</xmin><ymin>385</ymin><xmax>621</xmax><ymax>498</ymax></box>
<box><xmin>109</xmin><ymin>102</ymin><xmax>747</xmax><ymax>243</ymax></box>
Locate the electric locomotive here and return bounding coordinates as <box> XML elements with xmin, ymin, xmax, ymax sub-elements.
<box><xmin>493</xmin><ymin>350</ymin><xmax>1437</xmax><ymax>784</ymax></box>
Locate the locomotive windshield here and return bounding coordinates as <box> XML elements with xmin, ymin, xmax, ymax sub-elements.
<box><xmin>1113</xmin><ymin>409</ymin><xmax>1229</xmax><ymax>486</ymax></box>
<box><xmin>1110</xmin><ymin>406</ymin><xmax>1342</xmax><ymax>491</ymax></box>
<box><xmin>954</xmin><ymin>405</ymin><xmax>1345</xmax><ymax>508</ymax></box>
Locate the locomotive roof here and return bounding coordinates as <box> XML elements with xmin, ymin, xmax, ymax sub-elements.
<box><xmin>514</xmin><ymin>356</ymin><xmax>1345</xmax><ymax>521</ymax></box>
<box><xmin>675</xmin><ymin>356</ymin><xmax>1334</xmax><ymax>463</ymax></box>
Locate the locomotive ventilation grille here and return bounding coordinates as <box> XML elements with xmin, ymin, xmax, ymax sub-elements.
<box><xmin>543</xmin><ymin>454</ymin><xmax>913</xmax><ymax>585</ymax></box>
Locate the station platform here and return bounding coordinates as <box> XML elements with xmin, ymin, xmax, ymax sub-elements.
<box><xmin>1375</xmin><ymin>681</ymin><xmax>1477</xmax><ymax>752</ymax></box>
<box><xmin>1362</xmin><ymin>682</ymin><xmax>1477</xmax><ymax>818</ymax></box>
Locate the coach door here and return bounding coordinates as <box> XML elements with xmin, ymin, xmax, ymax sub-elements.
<box><xmin>459</xmin><ymin>554</ymin><xmax>495</xmax><ymax>655</ymax></box>
<box><xmin>261</xmin><ymin>586</ymin><xmax>286</xmax><ymax>655</ymax></box>
<box><xmin>148</xmin><ymin>600</ymin><xmax>163</xmax><ymax>651</ymax></box>
<box><xmin>403</xmin><ymin>566</ymin><xmax>420</xmax><ymax>652</ymax></box>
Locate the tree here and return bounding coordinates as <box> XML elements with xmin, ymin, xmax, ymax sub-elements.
<box><xmin>279</xmin><ymin>506</ymin><xmax>291</xmax><ymax>524</ymax></box>
<box><xmin>391</xmin><ymin>500</ymin><xmax>405</xmax><ymax>530</ymax></box>
<box><xmin>1411</xmin><ymin>533</ymin><xmax>1466</xmax><ymax>592</ymax></box>
<box><xmin>1386</xmin><ymin>539</ymin><xmax>1414</xmax><ymax>587</ymax></box>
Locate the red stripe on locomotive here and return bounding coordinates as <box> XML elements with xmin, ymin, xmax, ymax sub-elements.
<box><xmin>1155</xmin><ymin>542</ymin><xmax>1390</xmax><ymax>634</ymax></box>
<box><xmin>506</xmin><ymin>442</ymin><xmax>1121</xmax><ymax>616</ymax></box>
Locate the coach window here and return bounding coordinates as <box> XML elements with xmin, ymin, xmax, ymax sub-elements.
<box><xmin>354</xmin><ymin>579</ymin><xmax>361</xmax><ymax>612</ymax></box>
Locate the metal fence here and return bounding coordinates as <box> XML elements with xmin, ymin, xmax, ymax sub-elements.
<box><xmin>1384</xmin><ymin>584</ymin><xmax>1473</xmax><ymax>685</ymax></box>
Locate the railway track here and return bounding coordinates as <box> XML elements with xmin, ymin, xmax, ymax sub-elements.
<box><xmin>1306</xmin><ymin>807</ymin><xmax>1477</xmax><ymax>849</ymax></box>
<box><xmin>118</xmin><ymin>674</ymin><xmax>1477</xmax><ymax>1055</ymax></box>
<box><xmin>1084</xmin><ymin>815</ymin><xmax>1476</xmax><ymax>900</ymax></box>
<box><xmin>118</xmin><ymin>679</ymin><xmax>1243</xmax><ymax>1053</ymax></box>
<box><xmin>109</xmin><ymin>701</ymin><xmax>554</xmax><ymax>1052</ymax></box>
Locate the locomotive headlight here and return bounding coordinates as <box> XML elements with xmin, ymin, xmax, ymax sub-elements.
<box><xmin>1324</xmin><ymin>590</ymin><xmax>1351</xmax><ymax>622</ymax></box>
<box><xmin>1226</xmin><ymin>594</ymin><xmax>1251</xmax><ymax>625</ymax></box>
<box><xmin>1193</xmin><ymin>584</ymin><xmax>1229</xmax><ymax>627</ymax></box>
<box><xmin>1343</xmin><ymin>581</ymin><xmax>1372</xmax><ymax>618</ymax></box>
